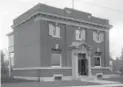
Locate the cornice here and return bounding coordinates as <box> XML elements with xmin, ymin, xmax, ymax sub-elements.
<box><xmin>6</xmin><ymin>31</ymin><xmax>13</xmax><ymax>36</ymax></box>
<box><xmin>12</xmin><ymin>12</ymin><xmax>112</xmax><ymax>31</ymax></box>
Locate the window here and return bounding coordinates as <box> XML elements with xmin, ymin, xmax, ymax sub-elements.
<box><xmin>49</xmin><ymin>23</ymin><xmax>60</xmax><ymax>38</ymax></box>
<box><xmin>51</xmin><ymin>54</ymin><xmax>62</xmax><ymax>67</ymax></box>
<box><xmin>99</xmin><ymin>32</ymin><xmax>104</xmax><ymax>42</ymax></box>
<box><xmin>93</xmin><ymin>31</ymin><xmax>104</xmax><ymax>43</ymax></box>
<box><xmin>94</xmin><ymin>56</ymin><xmax>101</xmax><ymax>67</ymax></box>
<box><xmin>76</xmin><ymin>30</ymin><xmax>81</xmax><ymax>40</ymax></box>
<box><xmin>76</xmin><ymin>29</ymin><xmax>86</xmax><ymax>41</ymax></box>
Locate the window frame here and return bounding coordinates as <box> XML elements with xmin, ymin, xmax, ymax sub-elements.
<box><xmin>51</xmin><ymin>53</ymin><xmax>62</xmax><ymax>67</ymax></box>
<box><xmin>94</xmin><ymin>56</ymin><xmax>101</xmax><ymax>67</ymax></box>
<box><xmin>93</xmin><ymin>31</ymin><xmax>104</xmax><ymax>43</ymax></box>
<box><xmin>75</xmin><ymin>29</ymin><xmax>86</xmax><ymax>41</ymax></box>
<box><xmin>76</xmin><ymin>29</ymin><xmax>81</xmax><ymax>40</ymax></box>
<box><xmin>81</xmin><ymin>29</ymin><xmax>86</xmax><ymax>40</ymax></box>
<box><xmin>99</xmin><ymin>32</ymin><xmax>104</xmax><ymax>43</ymax></box>
<box><xmin>49</xmin><ymin>23</ymin><xmax>61</xmax><ymax>38</ymax></box>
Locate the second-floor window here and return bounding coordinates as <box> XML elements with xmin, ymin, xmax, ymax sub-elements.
<box><xmin>93</xmin><ymin>31</ymin><xmax>104</xmax><ymax>43</ymax></box>
<box><xmin>49</xmin><ymin>23</ymin><xmax>60</xmax><ymax>38</ymax></box>
<box><xmin>76</xmin><ymin>29</ymin><xmax>86</xmax><ymax>41</ymax></box>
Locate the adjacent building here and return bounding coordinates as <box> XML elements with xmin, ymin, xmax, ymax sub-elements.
<box><xmin>9</xmin><ymin>3</ymin><xmax>112</xmax><ymax>81</ymax></box>
<box><xmin>7</xmin><ymin>32</ymin><xmax>14</xmax><ymax>67</ymax></box>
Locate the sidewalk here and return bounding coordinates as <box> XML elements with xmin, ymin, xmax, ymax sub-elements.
<box><xmin>81</xmin><ymin>79</ymin><xmax>121</xmax><ymax>84</ymax></box>
<box><xmin>65</xmin><ymin>84</ymin><xmax>123</xmax><ymax>87</ymax></box>
<box><xmin>62</xmin><ymin>79</ymin><xmax>123</xmax><ymax>87</ymax></box>
<box><xmin>63</xmin><ymin>78</ymin><xmax>123</xmax><ymax>87</ymax></box>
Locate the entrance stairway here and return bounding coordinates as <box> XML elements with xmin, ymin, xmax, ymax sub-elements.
<box><xmin>78</xmin><ymin>76</ymin><xmax>97</xmax><ymax>81</ymax></box>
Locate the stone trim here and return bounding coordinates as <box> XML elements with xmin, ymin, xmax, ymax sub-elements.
<box><xmin>91</xmin><ymin>67</ymin><xmax>110</xmax><ymax>69</ymax></box>
<box><xmin>40</xmin><ymin>76</ymin><xmax>72</xmax><ymax>81</ymax></box>
<box><xmin>13</xmin><ymin>76</ymin><xmax>72</xmax><ymax>82</ymax></box>
<box><xmin>12</xmin><ymin>12</ymin><xmax>112</xmax><ymax>31</ymax></box>
<box><xmin>13</xmin><ymin>76</ymin><xmax>39</xmax><ymax>81</ymax></box>
<box><xmin>6</xmin><ymin>31</ymin><xmax>13</xmax><ymax>36</ymax></box>
<box><xmin>13</xmin><ymin>67</ymin><xmax>72</xmax><ymax>70</ymax></box>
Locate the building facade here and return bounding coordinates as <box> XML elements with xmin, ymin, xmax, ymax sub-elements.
<box><xmin>10</xmin><ymin>3</ymin><xmax>112</xmax><ymax>81</ymax></box>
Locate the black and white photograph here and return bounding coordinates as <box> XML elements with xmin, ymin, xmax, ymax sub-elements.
<box><xmin>1</xmin><ymin>0</ymin><xmax>123</xmax><ymax>87</ymax></box>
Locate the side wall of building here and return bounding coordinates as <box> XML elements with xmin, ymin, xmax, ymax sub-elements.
<box><xmin>14</xmin><ymin>18</ymin><xmax>41</xmax><ymax>68</ymax></box>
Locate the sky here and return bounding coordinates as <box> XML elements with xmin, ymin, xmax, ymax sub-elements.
<box><xmin>0</xmin><ymin>0</ymin><xmax>123</xmax><ymax>59</ymax></box>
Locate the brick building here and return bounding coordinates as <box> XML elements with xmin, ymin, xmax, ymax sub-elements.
<box><xmin>8</xmin><ymin>3</ymin><xmax>112</xmax><ymax>81</ymax></box>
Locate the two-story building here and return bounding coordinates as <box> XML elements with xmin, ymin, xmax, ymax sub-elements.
<box><xmin>10</xmin><ymin>3</ymin><xmax>112</xmax><ymax>81</ymax></box>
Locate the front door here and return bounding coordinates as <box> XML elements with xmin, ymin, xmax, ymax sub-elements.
<box><xmin>78</xmin><ymin>53</ymin><xmax>88</xmax><ymax>76</ymax></box>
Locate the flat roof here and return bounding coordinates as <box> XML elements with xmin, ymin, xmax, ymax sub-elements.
<box><xmin>12</xmin><ymin>3</ymin><xmax>111</xmax><ymax>28</ymax></box>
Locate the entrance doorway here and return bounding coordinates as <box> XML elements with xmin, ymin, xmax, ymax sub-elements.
<box><xmin>78</xmin><ymin>53</ymin><xmax>88</xmax><ymax>76</ymax></box>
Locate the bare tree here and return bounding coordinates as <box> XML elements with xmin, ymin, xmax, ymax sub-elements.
<box><xmin>119</xmin><ymin>48</ymin><xmax>123</xmax><ymax>73</ymax></box>
<box><xmin>1</xmin><ymin>50</ymin><xmax>9</xmax><ymax>80</ymax></box>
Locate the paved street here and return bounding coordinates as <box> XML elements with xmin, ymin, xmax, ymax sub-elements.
<box><xmin>1</xmin><ymin>79</ymin><xmax>123</xmax><ymax>87</ymax></box>
<box><xmin>1</xmin><ymin>80</ymin><xmax>99</xmax><ymax>87</ymax></box>
<box><xmin>1</xmin><ymin>75</ymin><xmax>123</xmax><ymax>87</ymax></box>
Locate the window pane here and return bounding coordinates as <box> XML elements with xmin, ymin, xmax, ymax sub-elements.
<box><xmin>93</xmin><ymin>31</ymin><xmax>100</xmax><ymax>43</ymax></box>
<box><xmin>95</xmin><ymin>57</ymin><xmax>100</xmax><ymax>66</ymax></box>
<box><xmin>52</xmin><ymin>26</ymin><xmax>56</xmax><ymax>36</ymax></box>
<box><xmin>49</xmin><ymin>24</ymin><xmax>53</xmax><ymax>36</ymax></box>
<box><xmin>93</xmin><ymin>32</ymin><xmax>96</xmax><ymax>41</ymax></box>
<box><xmin>51</xmin><ymin>54</ymin><xmax>61</xmax><ymax>66</ymax></box>
<box><xmin>76</xmin><ymin>30</ymin><xmax>81</xmax><ymax>40</ymax></box>
<box><xmin>99</xmin><ymin>32</ymin><xmax>104</xmax><ymax>42</ymax></box>
<box><xmin>81</xmin><ymin>30</ymin><xmax>85</xmax><ymax>40</ymax></box>
<box><xmin>96</xmin><ymin>33</ymin><xmax>99</xmax><ymax>42</ymax></box>
<box><xmin>56</xmin><ymin>26</ymin><xmax>60</xmax><ymax>37</ymax></box>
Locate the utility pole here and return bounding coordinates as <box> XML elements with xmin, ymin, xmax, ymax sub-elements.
<box><xmin>72</xmin><ymin>0</ymin><xmax>74</xmax><ymax>9</ymax></box>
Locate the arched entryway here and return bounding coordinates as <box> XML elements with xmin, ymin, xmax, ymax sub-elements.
<box><xmin>69</xmin><ymin>41</ymin><xmax>92</xmax><ymax>80</ymax></box>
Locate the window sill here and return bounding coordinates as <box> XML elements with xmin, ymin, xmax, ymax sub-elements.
<box><xmin>50</xmin><ymin>35</ymin><xmax>62</xmax><ymax>38</ymax></box>
<box><xmin>51</xmin><ymin>66</ymin><xmax>62</xmax><ymax>68</ymax></box>
<box><xmin>91</xmin><ymin>67</ymin><xmax>110</xmax><ymax>70</ymax></box>
<box><xmin>76</xmin><ymin>39</ymin><xmax>85</xmax><ymax>41</ymax></box>
<box><xmin>52</xmin><ymin>36</ymin><xmax>62</xmax><ymax>38</ymax></box>
<box><xmin>92</xmin><ymin>66</ymin><xmax>102</xmax><ymax>69</ymax></box>
<box><xmin>13</xmin><ymin>67</ymin><xmax>72</xmax><ymax>70</ymax></box>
